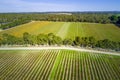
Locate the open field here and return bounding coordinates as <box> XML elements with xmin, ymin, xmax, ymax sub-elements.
<box><xmin>0</xmin><ymin>50</ymin><xmax>120</xmax><ymax>80</ymax></box>
<box><xmin>64</xmin><ymin>22</ymin><xmax>120</xmax><ymax>41</ymax></box>
<box><xmin>0</xmin><ymin>21</ymin><xmax>120</xmax><ymax>41</ymax></box>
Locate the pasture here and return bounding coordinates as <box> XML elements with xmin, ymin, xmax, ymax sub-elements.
<box><xmin>0</xmin><ymin>50</ymin><xmax>120</xmax><ymax>80</ymax></box>
<box><xmin>0</xmin><ymin>21</ymin><xmax>120</xmax><ymax>41</ymax></box>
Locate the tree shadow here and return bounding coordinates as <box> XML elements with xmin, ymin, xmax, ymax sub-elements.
<box><xmin>114</xmin><ymin>24</ymin><xmax>120</xmax><ymax>28</ymax></box>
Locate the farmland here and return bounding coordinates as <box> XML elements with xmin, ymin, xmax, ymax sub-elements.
<box><xmin>0</xmin><ymin>50</ymin><xmax>120</xmax><ymax>80</ymax></box>
<box><xmin>0</xmin><ymin>21</ymin><xmax>120</xmax><ymax>41</ymax></box>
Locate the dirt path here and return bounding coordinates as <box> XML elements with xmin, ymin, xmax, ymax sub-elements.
<box><xmin>0</xmin><ymin>47</ymin><xmax>119</xmax><ymax>56</ymax></box>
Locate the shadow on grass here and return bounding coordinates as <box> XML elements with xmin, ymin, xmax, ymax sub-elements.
<box><xmin>114</xmin><ymin>24</ymin><xmax>120</xmax><ymax>28</ymax></box>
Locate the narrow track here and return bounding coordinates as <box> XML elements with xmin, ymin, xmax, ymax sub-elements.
<box><xmin>0</xmin><ymin>47</ymin><xmax>119</xmax><ymax>56</ymax></box>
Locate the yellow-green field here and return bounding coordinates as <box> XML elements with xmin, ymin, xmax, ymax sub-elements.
<box><xmin>0</xmin><ymin>21</ymin><xmax>120</xmax><ymax>41</ymax></box>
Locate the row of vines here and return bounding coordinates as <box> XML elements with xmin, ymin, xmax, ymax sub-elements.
<box><xmin>0</xmin><ymin>50</ymin><xmax>120</xmax><ymax>80</ymax></box>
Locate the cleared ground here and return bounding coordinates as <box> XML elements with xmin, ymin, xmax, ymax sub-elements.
<box><xmin>0</xmin><ymin>21</ymin><xmax>120</xmax><ymax>41</ymax></box>
<box><xmin>0</xmin><ymin>50</ymin><xmax>120</xmax><ymax>80</ymax></box>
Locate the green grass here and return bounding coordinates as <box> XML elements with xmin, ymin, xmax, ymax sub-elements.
<box><xmin>0</xmin><ymin>50</ymin><xmax>120</xmax><ymax>80</ymax></box>
<box><xmin>66</xmin><ymin>22</ymin><xmax>86</xmax><ymax>39</ymax></box>
<box><xmin>82</xmin><ymin>23</ymin><xmax>120</xmax><ymax>41</ymax></box>
<box><xmin>56</xmin><ymin>22</ymin><xmax>71</xmax><ymax>39</ymax></box>
<box><xmin>0</xmin><ymin>21</ymin><xmax>120</xmax><ymax>41</ymax></box>
<box><xmin>66</xmin><ymin>23</ymin><xmax>120</xmax><ymax>41</ymax></box>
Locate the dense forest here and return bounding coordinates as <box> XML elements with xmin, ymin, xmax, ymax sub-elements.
<box><xmin>0</xmin><ymin>12</ymin><xmax>120</xmax><ymax>29</ymax></box>
<box><xmin>0</xmin><ymin>33</ymin><xmax>120</xmax><ymax>51</ymax></box>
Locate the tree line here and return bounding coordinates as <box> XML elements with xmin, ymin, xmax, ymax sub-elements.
<box><xmin>0</xmin><ymin>32</ymin><xmax>120</xmax><ymax>51</ymax></box>
<box><xmin>0</xmin><ymin>13</ymin><xmax>120</xmax><ymax>29</ymax></box>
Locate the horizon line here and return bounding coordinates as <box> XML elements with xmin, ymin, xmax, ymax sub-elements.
<box><xmin>0</xmin><ymin>11</ymin><xmax>120</xmax><ymax>13</ymax></box>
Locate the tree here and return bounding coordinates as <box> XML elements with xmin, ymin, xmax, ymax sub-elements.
<box><xmin>37</xmin><ymin>34</ymin><xmax>48</xmax><ymax>45</ymax></box>
<box><xmin>15</xmin><ymin>37</ymin><xmax>24</xmax><ymax>45</ymax></box>
<box><xmin>110</xmin><ymin>15</ymin><xmax>118</xmax><ymax>23</ymax></box>
<box><xmin>0</xmin><ymin>13</ymin><xmax>115</xmax><ymax>30</ymax></box>
<box><xmin>48</xmin><ymin>33</ymin><xmax>55</xmax><ymax>45</ymax></box>
<box><xmin>63</xmin><ymin>38</ymin><xmax>73</xmax><ymax>45</ymax></box>
<box><xmin>81</xmin><ymin>37</ymin><xmax>89</xmax><ymax>47</ymax></box>
<box><xmin>1</xmin><ymin>33</ymin><xmax>22</xmax><ymax>45</ymax></box>
<box><xmin>53</xmin><ymin>36</ymin><xmax>62</xmax><ymax>45</ymax></box>
<box><xmin>23</xmin><ymin>32</ymin><xmax>31</xmax><ymax>44</ymax></box>
<box><xmin>29</xmin><ymin>35</ymin><xmax>37</xmax><ymax>45</ymax></box>
<box><xmin>1</xmin><ymin>33</ymin><xmax>9</xmax><ymax>45</ymax></box>
<box><xmin>88</xmin><ymin>37</ymin><xmax>96</xmax><ymax>48</ymax></box>
<box><xmin>0</xmin><ymin>32</ymin><xmax>119</xmax><ymax>51</ymax></box>
<box><xmin>117</xmin><ymin>16</ymin><xmax>120</xmax><ymax>24</ymax></box>
<box><xmin>74</xmin><ymin>36</ymin><xmax>81</xmax><ymax>46</ymax></box>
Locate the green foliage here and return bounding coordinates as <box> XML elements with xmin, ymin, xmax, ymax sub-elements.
<box><xmin>28</xmin><ymin>35</ymin><xmax>37</xmax><ymax>45</ymax></box>
<box><xmin>74</xmin><ymin>37</ymin><xmax>95</xmax><ymax>47</ymax></box>
<box><xmin>0</xmin><ymin>50</ymin><xmax>120</xmax><ymax>80</ymax></box>
<box><xmin>23</xmin><ymin>32</ymin><xmax>30</xmax><ymax>44</ymax></box>
<box><xmin>53</xmin><ymin>36</ymin><xmax>62</xmax><ymax>45</ymax></box>
<box><xmin>0</xmin><ymin>33</ymin><xmax>120</xmax><ymax>51</ymax></box>
<box><xmin>74</xmin><ymin>36</ymin><xmax>81</xmax><ymax>46</ymax></box>
<box><xmin>37</xmin><ymin>34</ymin><xmax>48</xmax><ymax>45</ymax></box>
<box><xmin>117</xmin><ymin>16</ymin><xmax>120</xmax><ymax>24</ymax></box>
<box><xmin>48</xmin><ymin>33</ymin><xmax>56</xmax><ymax>45</ymax></box>
<box><xmin>110</xmin><ymin>15</ymin><xmax>118</xmax><ymax>23</ymax></box>
<box><xmin>0</xmin><ymin>20</ymin><xmax>30</xmax><ymax>29</ymax></box>
<box><xmin>63</xmin><ymin>38</ymin><xmax>73</xmax><ymax>45</ymax></box>
<box><xmin>47</xmin><ymin>33</ymin><xmax>62</xmax><ymax>45</ymax></box>
<box><xmin>0</xmin><ymin>13</ymin><xmax>119</xmax><ymax>30</ymax></box>
<box><xmin>96</xmin><ymin>39</ymin><xmax>120</xmax><ymax>51</ymax></box>
<box><xmin>1</xmin><ymin>33</ymin><xmax>23</xmax><ymax>45</ymax></box>
<box><xmin>88</xmin><ymin>37</ymin><xmax>96</xmax><ymax>47</ymax></box>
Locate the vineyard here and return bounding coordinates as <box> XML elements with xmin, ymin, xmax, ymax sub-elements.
<box><xmin>0</xmin><ymin>21</ymin><xmax>120</xmax><ymax>41</ymax></box>
<box><xmin>0</xmin><ymin>50</ymin><xmax>120</xmax><ymax>80</ymax></box>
